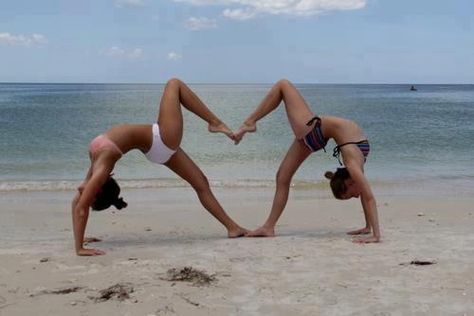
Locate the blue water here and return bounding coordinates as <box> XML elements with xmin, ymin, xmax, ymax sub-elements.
<box><xmin>1</xmin><ymin>83</ymin><xmax>473</xmax><ymax>193</ymax></box>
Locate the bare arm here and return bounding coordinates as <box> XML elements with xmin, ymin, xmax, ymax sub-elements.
<box><xmin>72</xmin><ymin>168</ymin><xmax>109</xmax><ymax>255</ymax></box>
<box><xmin>247</xmin><ymin>139</ymin><xmax>311</xmax><ymax>237</ymax></box>
<box><xmin>346</xmin><ymin>163</ymin><xmax>381</xmax><ymax>243</ymax></box>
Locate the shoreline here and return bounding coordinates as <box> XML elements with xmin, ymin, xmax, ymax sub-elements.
<box><xmin>1</xmin><ymin>176</ymin><xmax>473</xmax><ymax>198</ymax></box>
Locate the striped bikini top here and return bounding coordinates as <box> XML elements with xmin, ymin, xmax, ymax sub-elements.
<box><xmin>332</xmin><ymin>140</ymin><xmax>370</xmax><ymax>166</ymax></box>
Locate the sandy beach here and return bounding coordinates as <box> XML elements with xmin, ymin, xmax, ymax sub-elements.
<box><xmin>1</xmin><ymin>187</ymin><xmax>473</xmax><ymax>316</ymax></box>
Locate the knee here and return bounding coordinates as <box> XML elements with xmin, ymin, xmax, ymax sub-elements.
<box><xmin>276</xmin><ymin>169</ymin><xmax>291</xmax><ymax>187</ymax></box>
<box><xmin>166</xmin><ymin>78</ymin><xmax>182</xmax><ymax>88</ymax></box>
<box><xmin>192</xmin><ymin>171</ymin><xmax>210</xmax><ymax>193</ymax></box>
<box><xmin>276</xmin><ymin>78</ymin><xmax>292</xmax><ymax>89</ymax></box>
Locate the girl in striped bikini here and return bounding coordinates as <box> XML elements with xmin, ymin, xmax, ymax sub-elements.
<box><xmin>233</xmin><ymin>79</ymin><xmax>380</xmax><ymax>243</ymax></box>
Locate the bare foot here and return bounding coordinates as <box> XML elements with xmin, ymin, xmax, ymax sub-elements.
<box><xmin>233</xmin><ymin>123</ymin><xmax>256</xmax><ymax>145</ymax></box>
<box><xmin>245</xmin><ymin>226</ymin><xmax>274</xmax><ymax>237</ymax></box>
<box><xmin>228</xmin><ymin>227</ymin><xmax>248</xmax><ymax>238</ymax></box>
<box><xmin>208</xmin><ymin>122</ymin><xmax>235</xmax><ymax>141</ymax></box>
<box><xmin>347</xmin><ymin>227</ymin><xmax>371</xmax><ymax>235</ymax></box>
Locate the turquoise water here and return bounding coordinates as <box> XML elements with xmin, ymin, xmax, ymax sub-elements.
<box><xmin>1</xmin><ymin>83</ymin><xmax>473</xmax><ymax>193</ymax></box>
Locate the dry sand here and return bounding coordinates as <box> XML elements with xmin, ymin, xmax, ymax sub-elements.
<box><xmin>1</xmin><ymin>187</ymin><xmax>473</xmax><ymax>315</ymax></box>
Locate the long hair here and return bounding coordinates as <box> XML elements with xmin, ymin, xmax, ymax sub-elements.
<box><xmin>91</xmin><ymin>176</ymin><xmax>128</xmax><ymax>211</ymax></box>
<box><xmin>324</xmin><ymin>168</ymin><xmax>351</xmax><ymax>200</ymax></box>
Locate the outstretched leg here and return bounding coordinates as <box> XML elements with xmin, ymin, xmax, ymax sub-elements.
<box><xmin>234</xmin><ymin>79</ymin><xmax>315</xmax><ymax>144</ymax></box>
<box><xmin>165</xmin><ymin>148</ymin><xmax>247</xmax><ymax>238</ymax></box>
<box><xmin>246</xmin><ymin>139</ymin><xmax>311</xmax><ymax>237</ymax></box>
<box><xmin>157</xmin><ymin>78</ymin><xmax>234</xmax><ymax>149</ymax></box>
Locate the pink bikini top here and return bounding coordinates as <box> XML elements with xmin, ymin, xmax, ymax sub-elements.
<box><xmin>89</xmin><ymin>135</ymin><xmax>123</xmax><ymax>157</ymax></box>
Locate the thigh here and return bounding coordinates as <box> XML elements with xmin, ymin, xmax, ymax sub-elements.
<box><xmin>157</xmin><ymin>80</ymin><xmax>183</xmax><ymax>149</ymax></box>
<box><xmin>277</xmin><ymin>139</ymin><xmax>312</xmax><ymax>183</ymax></box>
<box><xmin>280</xmin><ymin>81</ymin><xmax>315</xmax><ymax>139</ymax></box>
<box><xmin>164</xmin><ymin>148</ymin><xmax>206</xmax><ymax>189</ymax></box>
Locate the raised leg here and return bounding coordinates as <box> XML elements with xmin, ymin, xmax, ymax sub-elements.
<box><xmin>235</xmin><ymin>79</ymin><xmax>315</xmax><ymax>144</ymax></box>
<box><xmin>157</xmin><ymin>78</ymin><xmax>234</xmax><ymax>149</ymax></box>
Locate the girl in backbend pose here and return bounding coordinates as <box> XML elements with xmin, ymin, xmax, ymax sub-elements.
<box><xmin>72</xmin><ymin>78</ymin><xmax>247</xmax><ymax>256</ymax></box>
<box><xmin>234</xmin><ymin>79</ymin><xmax>380</xmax><ymax>243</ymax></box>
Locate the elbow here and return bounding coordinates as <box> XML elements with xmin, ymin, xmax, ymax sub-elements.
<box><xmin>362</xmin><ymin>194</ymin><xmax>376</xmax><ymax>207</ymax></box>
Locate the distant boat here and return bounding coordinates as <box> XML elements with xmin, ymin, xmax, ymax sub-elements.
<box><xmin>410</xmin><ymin>85</ymin><xmax>417</xmax><ymax>91</ymax></box>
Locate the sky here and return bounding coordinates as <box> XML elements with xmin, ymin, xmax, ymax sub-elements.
<box><xmin>0</xmin><ymin>0</ymin><xmax>473</xmax><ymax>83</ymax></box>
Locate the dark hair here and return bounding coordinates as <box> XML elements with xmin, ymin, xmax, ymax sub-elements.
<box><xmin>324</xmin><ymin>168</ymin><xmax>351</xmax><ymax>200</ymax></box>
<box><xmin>92</xmin><ymin>176</ymin><xmax>128</xmax><ymax>211</ymax></box>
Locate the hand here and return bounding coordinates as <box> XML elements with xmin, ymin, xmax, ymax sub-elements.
<box><xmin>245</xmin><ymin>226</ymin><xmax>275</xmax><ymax>237</ymax></box>
<box><xmin>83</xmin><ymin>237</ymin><xmax>102</xmax><ymax>245</ymax></box>
<box><xmin>227</xmin><ymin>227</ymin><xmax>249</xmax><ymax>238</ymax></box>
<box><xmin>352</xmin><ymin>235</ymin><xmax>380</xmax><ymax>244</ymax></box>
<box><xmin>233</xmin><ymin>123</ymin><xmax>256</xmax><ymax>145</ymax></box>
<box><xmin>76</xmin><ymin>248</ymin><xmax>106</xmax><ymax>256</ymax></box>
<box><xmin>347</xmin><ymin>227</ymin><xmax>371</xmax><ymax>235</ymax></box>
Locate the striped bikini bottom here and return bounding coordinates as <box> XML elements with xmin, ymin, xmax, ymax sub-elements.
<box><xmin>302</xmin><ymin>116</ymin><xmax>328</xmax><ymax>153</ymax></box>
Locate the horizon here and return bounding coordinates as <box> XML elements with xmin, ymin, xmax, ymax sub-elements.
<box><xmin>1</xmin><ymin>81</ymin><xmax>472</xmax><ymax>85</ymax></box>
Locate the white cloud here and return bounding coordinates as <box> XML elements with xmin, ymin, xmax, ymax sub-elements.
<box><xmin>185</xmin><ymin>17</ymin><xmax>218</xmax><ymax>30</ymax></box>
<box><xmin>128</xmin><ymin>48</ymin><xmax>144</xmax><ymax>59</ymax></box>
<box><xmin>115</xmin><ymin>0</ymin><xmax>145</xmax><ymax>8</ymax></box>
<box><xmin>167</xmin><ymin>51</ymin><xmax>182</xmax><ymax>61</ymax></box>
<box><xmin>174</xmin><ymin>0</ymin><xmax>366</xmax><ymax>19</ymax></box>
<box><xmin>104</xmin><ymin>46</ymin><xmax>144</xmax><ymax>59</ymax></box>
<box><xmin>0</xmin><ymin>32</ymin><xmax>47</xmax><ymax>46</ymax></box>
<box><xmin>222</xmin><ymin>8</ymin><xmax>255</xmax><ymax>20</ymax></box>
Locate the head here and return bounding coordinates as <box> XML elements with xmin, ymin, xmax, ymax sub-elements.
<box><xmin>91</xmin><ymin>176</ymin><xmax>128</xmax><ymax>211</ymax></box>
<box><xmin>324</xmin><ymin>168</ymin><xmax>361</xmax><ymax>200</ymax></box>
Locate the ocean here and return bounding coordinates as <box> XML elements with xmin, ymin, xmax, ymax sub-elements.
<box><xmin>1</xmin><ymin>83</ymin><xmax>473</xmax><ymax>195</ymax></box>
